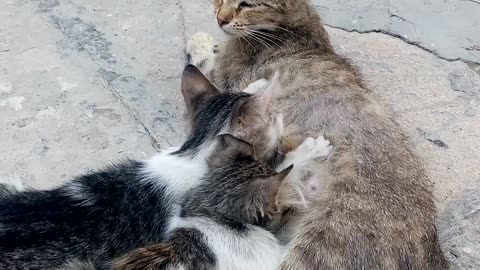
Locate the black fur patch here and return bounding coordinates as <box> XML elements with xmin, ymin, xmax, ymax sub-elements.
<box><xmin>167</xmin><ymin>228</ymin><xmax>216</xmax><ymax>269</ymax></box>
<box><xmin>0</xmin><ymin>160</ymin><xmax>172</xmax><ymax>269</ymax></box>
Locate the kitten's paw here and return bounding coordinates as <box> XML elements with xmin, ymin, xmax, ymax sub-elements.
<box><xmin>186</xmin><ymin>32</ymin><xmax>216</xmax><ymax>74</ymax></box>
<box><xmin>243</xmin><ymin>78</ymin><xmax>269</xmax><ymax>94</ymax></box>
<box><xmin>290</xmin><ymin>136</ymin><xmax>332</xmax><ymax>163</ymax></box>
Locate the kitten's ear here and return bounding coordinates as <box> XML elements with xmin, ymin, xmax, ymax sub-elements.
<box><xmin>248</xmin><ymin>165</ymin><xmax>293</xmax><ymax>220</ymax></box>
<box><xmin>181</xmin><ymin>64</ymin><xmax>220</xmax><ymax>114</ymax></box>
<box><xmin>240</xmin><ymin>71</ymin><xmax>281</xmax><ymax>115</ymax></box>
<box><xmin>208</xmin><ymin>134</ymin><xmax>256</xmax><ymax>169</ymax></box>
<box><xmin>255</xmin><ymin>71</ymin><xmax>280</xmax><ymax>113</ymax></box>
<box><xmin>261</xmin><ymin>165</ymin><xmax>293</xmax><ymax>203</ymax></box>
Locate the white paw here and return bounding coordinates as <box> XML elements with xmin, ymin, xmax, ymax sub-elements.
<box><xmin>186</xmin><ymin>32</ymin><xmax>216</xmax><ymax>68</ymax></box>
<box><xmin>289</xmin><ymin>136</ymin><xmax>333</xmax><ymax>164</ymax></box>
<box><xmin>243</xmin><ymin>78</ymin><xmax>269</xmax><ymax>94</ymax></box>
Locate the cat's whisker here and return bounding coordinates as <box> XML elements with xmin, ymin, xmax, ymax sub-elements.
<box><xmin>229</xmin><ymin>29</ymin><xmax>254</xmax><ymax>48</ymax></box>
<box><xmin>252</xmin><ymin>33</ymin><xmax>281</xmax><ymax>48</ymax></box>
<box><xmin>249</xmin><ymin>30</ymin><xmax>288</xmax><ymax>47</ymax></box>
<box><xmin>237</xmin><ymin>32</ymin><xmax>255</xmax><ymax>49</ymax></box>
<box><xmin>245</xmin><ymin>30</ymin><xmax>278</xmax><ymax>49</ymax></box>
<box><xmin>250</xmin><ymin>30</ymin><xmax>287</xmax><ymax>43</ymax></box>
<box><xmin>244</xmin><ymin>31</ymin><xmax>273</xmax><ymax>49</ymax></box>
<box><xmin>248</xmin><ymin>24</ymin><xmax>305</xmax><ymax>41</ymax></box>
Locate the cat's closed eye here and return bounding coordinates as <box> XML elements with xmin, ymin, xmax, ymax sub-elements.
<box><xmin>238</xmin><ymin>2</ymin><xmax>254</xmax><ymax>10</ymax></box>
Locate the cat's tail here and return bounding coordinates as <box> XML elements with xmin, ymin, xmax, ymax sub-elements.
<box><xmin>113</xmin><ymin>244</ymin><xmax>178</xmax><ymax>270</ymax></box>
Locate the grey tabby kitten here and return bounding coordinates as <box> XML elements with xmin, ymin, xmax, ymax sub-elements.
<box><xmin>186</xmin><ymin>0</ymin><xmax>449</xmax><ymax>269</ymax></box>
<box><xmin>114</xmin><ymin>134</ymin><xmax>289</xmax><ymax>270</ymax></box>
<box><xmin>114</xmin><ymin>134</ymin><xmax>331</xmax><ymax>270</ymax></box>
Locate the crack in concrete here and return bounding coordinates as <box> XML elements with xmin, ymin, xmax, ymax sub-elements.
<box><xmin>390</xmin><ymin>14</ymin><xmax>406</xmax><ymax>22</ymax></box>
<box><xmin>44</xmin><ymin>9</ymin><xmax>163</xmax><ymax>151</ymax></box>
<box><xmin>386</xmin><ymin>0</ymin><xmax>408</xmax><ymax>23</ymax></box>
<box><xmin>176</xmin><ymin>0</ymin><xmax>188</xmax><ymax>63</ymax></box>
<box><xmin>462</xmin><ymin>0</ymin><xmax>480</xmax><ymax>5</ymax></box>
<box><xmin>99</xmin><ymin>79</ymin><xmax>162</xmax><ymax>151</ymax></box>
<box><xmin>15</xmin><ymin>47</ymin><xmax>35</xmax><ymax>56</ymax></box>
<box><xmin>325</xmin><ymin>24</ymin><xmax>466</xmax><ymax>63</ymax></box>
<box><xmin>385</xmin><ymin>0</ymin><xmax>418</xmax><ymax>36</ymax></box>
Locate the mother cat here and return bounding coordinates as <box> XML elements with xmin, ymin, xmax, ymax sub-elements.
<box><xmin>188</xmin><ymin>0</ymin><xmax>449</xmax><ymax>269</ymax></box>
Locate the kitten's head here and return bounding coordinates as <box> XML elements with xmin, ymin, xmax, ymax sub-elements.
<box><xmin>212</xmin><ymin>0</ymin><xmax>311</xmax><ymax>35</ymax></box>
<box><xmin>178</xmin><ymin>65</ymin><xmax>282</xmax><ymax>159</ymax></box>
<box><xmin>183</xmin><ymin>134</ymin><xmax>293</xmax><ymax>226</ymax></box>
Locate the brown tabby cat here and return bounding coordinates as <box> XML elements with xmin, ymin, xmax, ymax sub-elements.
<box><xmin>186</xmin><ymin>0</ymin><xmax>449</xmax><ymax>269</ymax></box>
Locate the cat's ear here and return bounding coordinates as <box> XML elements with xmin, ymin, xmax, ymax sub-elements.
<box><xmin>258</xmin><ymin>71</ymin><xmax>281</xmax><ymax>111</ymax></box>
<box><xmin>243</xmin><ymin>71</ymin><xmax>281</xmax><ymax>114</ymax></box>
<box><xmin>181</xmin><ymin>64</ymin><xmax>220</xmax><ymax>115</ymax></box>
<box><xmin>247</xmin><ymin>165</ymin><xmax>293</xmax><ymax>221</ymax></box>
<box><xmin>260</xmin><ymin>165</ymin><xmax>293</xmax><ymax>205</ymax></box>
<box><xmin>208</xmin><ymin>134</ymin><xmax>256</xmax><ymax>169</ymax></box>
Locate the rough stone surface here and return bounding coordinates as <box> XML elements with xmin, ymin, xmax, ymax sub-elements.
<box><xmin>313</xmin><ymin>0</ymin><xmax>480</xmax><ymax>63</ymax></box>
<box><xmin>1</xmin><ymin>0</ymin><xmax>479</xmax><ymax>268</ymax></box>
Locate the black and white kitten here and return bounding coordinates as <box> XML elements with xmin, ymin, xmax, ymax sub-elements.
<box><xmin>0</xmin><ymin>65</ymin><xmax>283</xmax><ymax>270</ymax></box>
<box><xmin>114</xmin><ymin>133</ymin><xmax>331</xmax><ymax>270</ymax></box>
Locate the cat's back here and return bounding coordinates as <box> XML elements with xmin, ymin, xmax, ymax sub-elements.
<box><xmin>0</xmin><ymin>159</ymin><xmax>174</xmax><ymax>269</ymax></box>
<box><xmin>221</xmin><ymin>41</ymin><xmax>447</xmax><ymax>269</ymax></box>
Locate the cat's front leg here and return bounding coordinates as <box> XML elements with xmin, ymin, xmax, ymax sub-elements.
<box><xmin>186</xmin><ymin>32</ymin><xmax>219</xmax><ymax>79</ymax></box>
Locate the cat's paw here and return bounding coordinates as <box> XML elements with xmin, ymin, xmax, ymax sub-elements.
<box><xmin>288</xmin><ymin>136</ymin><xmax>332</xmax><ymax>164</ymax></box>
<box><xmin>186</xmin><ymin>32</ymin><xmax>216</xmax><ymax>74</ymax></box>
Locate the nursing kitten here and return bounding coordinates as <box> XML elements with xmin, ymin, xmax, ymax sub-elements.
<box><xmin>187</xmin><ymin>0</ymin><xmax>448</xmax><ymax>269</ymax></box>
<box><xmin>114</xmin><ymin>134</ymin><xmax>331</xmax><ymax>270</ymax></box>
<box><xmin>0</xmin><ymin>65</ymin><xmax>282</xmax><ymax>270</ymax></box>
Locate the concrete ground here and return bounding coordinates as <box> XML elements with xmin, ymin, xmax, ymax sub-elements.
<box><xmin>1</xmin><ymin>0</ymin><xmax>479</xmax><ymax>268</ymax></box>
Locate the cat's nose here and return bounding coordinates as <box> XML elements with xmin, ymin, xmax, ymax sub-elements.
<box><xmin>216</xmin><ymin>15</ymin><xmax>230</xmax><ymax>27</ymax></box>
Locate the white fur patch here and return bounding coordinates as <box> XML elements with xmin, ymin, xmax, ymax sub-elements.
<box><xmin>64</xmin><ymin>181</ymin><xmax>96</xmax><ymax>206</ymax></box>
<box><xmin>0</xmin><ymin>176</ymin><xmax>24</xmax><ymax>191</ymax></box>
<box><xmin>243</xmin><ymin>79</ymin><xmax>269</xmax><ymax>94</ymax></box>
<box><xmin>143</xmin><ymin>142</ymin><xmax>218</xmax><ymax>198</ymax></box>
<box><xmin>170</xmin><ymin>217</ymin><xmax>286</xmax><ymax>270</ymax></box>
